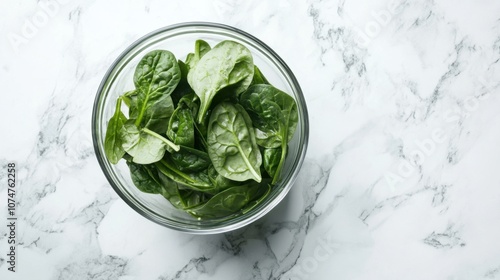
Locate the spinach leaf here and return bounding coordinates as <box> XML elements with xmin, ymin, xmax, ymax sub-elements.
<box><xmin>186</xmin><ymin>39</ymin><xmax>211</xmax><ymax>69</ymax></box>
<box><xmin>158</xmin><ymin>170</ymin><xmax>210</xmax><ymax>209</ymax></box>
<box><xmin>186</xmin><ymin>181</ymin><xmax>266</xmax><ymax>219</ymax></box>
<box><xmin>130</xmin><ymin>94</ymin><xmax>175</xmax><ymax>134</ymax></box>
<box><xmin>171</xmin><ymin>146</ymin><xmax>211</xmax><ymax>172</ymax></box>
<box><xmin>155</xmin><ymin>158</ymin><xmax>215</xmax><ymax>193</ymax></box>
<box><xmin>179</xmin><ymin>190</ymin><xmax>210</xmax><ymax>209</ymax></box>
<box><xmin>240</xmin><ymin>85</ymin><xmax>298</xmax><ymax>183</ymax></box>
<box><xmin>207</xmin><ymin>102</ymin><xmax>262</xmax><ymax>182</ymax></box>
<box><xmin>239</xmin><ymin>84</ymin><xmax>298</xmax><ymax>148</ymax></box>
<box><xmin>196</xmin><ymin>40</ymin><xmax>211</xmax><ymax>58</ymax></box>
<box><xmin>128</xmin><ymin>57</ymin><xmax>176</xmax><ymax>134</ymax></box>
<box><xmin>167</xmin><ymin>107</ymin><xmax>195</xmax><ymax>147</ymax></box>
<box><xmin>188</xmin><ymin>40</ymin><xmax>254</xmax><ymax>123</ymax></box>
<box><xmin>104</xmin><ymin>97</ymin><xmax>127</xmax><ymax>164</ymax></box>
<box><xmin>170</xmin><ymin>60</ymin><xmax>192</xmax><ymax>106</ymax></box>
<box><xmin>133</xmin><ymin>50</ymin><xmax>181</xmax><ymax>129</ymax></box>
<box><xmin>207</xmin><ymin>165</ymin><xmax>239</xmax><ymax>191</ymax></box>
<box><xmin>157</xmin><ymin>171</ymin><xmax>185</xmax><ymax>209</ymax></box>
<box><xmin>244</xmin><ymin>99</ymin><xmax>283</xmax><ymax>148</ymax></box>
<box><xmin>242</xmin><ymin>182</ymin><xmax>272</xmax><ymax>214</ymax></box>
<box><xmin>176</xmin><ymin>93</ymin><xmax>209</xmax><ymax>151</ymax></box>
<box><xmin>185</xmin><ymin>53</ymin><xmax>194</xmax><ymax>67</ymax></box>
<box><xmin>121</xmin><ymin>90</ymin><xmax>137</xmax><ymax>108</ymax></box>
<box><xmin>251</xmin><ymin>65</ymin><xmax>270</xmax><ymax>85</ymax></box>
<box><xmin>127</xmin><ymin>161</ymin><xmax>163</xmax><ymax>194</ymax></box>
<box><xmin>178</xmin><ymin>92</ymin><xmax>199</xmax><ymax>116</ymax></box>
<box><xmin>121</xmin><ymin>122</ymin><xmax>180</xmax><ymax>164</ymax></box>
<box><xmin>263</xmin><ymin>147</ymin><xmax>282</xmax><ymax>179</ymax></box>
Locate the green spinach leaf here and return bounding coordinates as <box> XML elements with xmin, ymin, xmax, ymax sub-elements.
<box><xmin>240</xmin><ymin>84</ymin><xmax>298</xmax><ymax>148</ymax></box>
<box><xmin>167</xmin><ymin>107</ymin><xmax>195</xmax><ymax>147</ymax></box>
<box><xmin>178</xmin><ymin>92</ymin><xmax>199</xmax><ymax>115</ymax></box>
<box><xmin>121</xmin><ymin>90</ymin><xmax>137</xmax><ymax>108</ymax></box>
<box><xmin>196</xmin><ymin>40</ymin><xmax>211</xmax><ymax>58</ymax></box>
<box><xmin>207</xmin><ymin>165</ymin><xmax>239</xmax><ymax>191</ymax></box>
<box><xmin>171</xmin><ymin>146</ymin><xmax>211</xmax><ymax>172</ymax></box>
<box><xmin>240</xmin><ymin>84</ymin><xmax>298</xmax><ymax>183</ymax></box>
<box><xmin>157</xmin><ymin>171</ymin><xmax>185</xmax><ymax>209</ymax></box>
<box><xmin>177</xmin><ymin>93</ymin><xmax>208</xmax><ymax>151</ymax></box>
<box><xmin>104</xmin><ymin>97</ymin><xmax>127</xmax><ymax>164</ymax></box>
<box><xmin>188</xmin><ymin>40</ymin><xmax>254</xmax><ymax>123</ymax></box>
<box><xmin>179</xmin><ymin>190</ymin><xmax>210</xmax><ymax>209</ymax></box>
<box><xmin>121</xmin><ymin>122</ymin><xmax>180</xmax><ymax>164</ymax></box>
<box><xmin>207</xmin><ymin>102</ymin><xmax>262</xmax><ymax>182</ymax></box>
<box><xmin>242</xmin><ymin>182</ymin><xmax>272</xmax><ymax>214</ymax></box>
<box><xmin>251</xmin><ymin>65</ymin><xmax>270</xmax><ymax>85</ymax></box>
<box><xmin>158</xmin><ymin>171</ymin><xmax>210</xmax><ymax>210</ymax></box>
<box><xmin>263</xmin><ymin>147</ymin><xmax>282</xmax><ymax>179</ymax></box>
<box><xmin>186</xmin><ymin>39</ymin><xmax>211</xmax><ymax>69</ymax></box>
<box><xmin>133</xmin><ymin>50</ymin><xmax>181</xmax><ymax>130</ymax></box>
<box><xmin>129</xmin><ymin>94</ymin><xmax>175</xmax><ymax>134</ymax></box>
<box><xmin>155</xmin><ymin>158</ymin><xmax>216</xmax><ymax>193</ymax></box>
<box><xmin>186</xmin><ymin>181</ymin><xmax>266</xmax><ymax>219</ymax></box>
<box><xmin>170</xmin><ymin>60</ymin><xmax>192</xmax><ymax>106</ymax></box>
<box><xmin>127</xmin><ymin>161</ymin><xmax>163</xmax><ymax>194</ymax></box>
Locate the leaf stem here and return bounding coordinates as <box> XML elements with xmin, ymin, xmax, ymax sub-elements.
<box><xmin>134</xmin><ymin>96</ymin><xmax>148</xmax><ymax>127</ymax></box>
<box><xmin>272</xmin><ymin>143</ymin><xmax>287</xmax><ymax>184</ymax></box>
<box><xmin>142</xmin><ymin>128</ymin><xmax>180</xmax><ymax>152</ymax></box>
<box><xmin>114</xmin><ymin>96</ymin><xmax>123</xmax><ymax>116</ymax></box>
<box><xmin>157</xmin><ymin>160</ymin><xmax>195</xmax><ymax>183</ymax></box>
<box><xmin>197</xmin><ymin>108</ymin><xmax>205</xmax><ymax>124</ymax></box>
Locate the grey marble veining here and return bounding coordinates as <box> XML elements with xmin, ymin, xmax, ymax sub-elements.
<box><xmin>1</xmin><ymin>0</ymin><xmax>500</xmax><ymax>279</ymax></box>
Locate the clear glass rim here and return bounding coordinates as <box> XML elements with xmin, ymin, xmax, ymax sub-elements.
<box><xmin>91</xmin><ymin>22</ymin><xmax>309</xmax><ymax>234</ymax></box>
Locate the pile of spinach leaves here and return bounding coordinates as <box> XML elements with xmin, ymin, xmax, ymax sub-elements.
<box><xmin>104</xmin><ymin>40</ymin><xmax>298</xmax><ymax>219</ymax></box>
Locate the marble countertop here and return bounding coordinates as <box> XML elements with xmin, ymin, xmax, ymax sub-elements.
<box><xmin>1</xmin><ymin>0</ymin><xmax>500</xmax><ymax>279</ymax></box>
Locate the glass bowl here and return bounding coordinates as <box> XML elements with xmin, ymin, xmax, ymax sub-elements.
<box><xmin>92</xmin><ymin>22</ymin><xmax>308</xmax><ymax>234</ymax></box>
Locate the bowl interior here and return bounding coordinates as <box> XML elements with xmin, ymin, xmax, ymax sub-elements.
<box><xmin>93</xmin><ymin>23</ymin><xmax>308</xmax><ymax>233</ymax></box>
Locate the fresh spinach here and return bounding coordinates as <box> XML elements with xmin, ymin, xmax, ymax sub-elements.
<box><xmin>103</xmin><ymin>39</ymin><xmax>300</xmax><ymax>220</ymax></box>
<box><xmin>178</xmin><ymin>92</ymin><xmax>199</xmax><ymax>116</ymax></box>
<box><xmin>207</xmin><ymin>102</ymin><xmax>262</xmax><ymax>182</ymax></box>
<box><xmin>121</xmin><ymin>121</ymin><xmax>180</xmax><ymax>164</ymax></box>
<box><xmin>121</xmin><ymin>90</ymin><xmax>137</xmax><ymax>108</ymax></box>
<box><xmin>127</xmin><ymin>161</ymin><xmax>163</xmax><ymax>194</ymax></box>
<box><xmin>186</xmin><ymin>39</ymin><xmax>211</xmax><ymax>70</ymax></box>
<box><xmin>251</xmin><ymin>65</ymin><xmax>269</xmax><ymax>85</ymax></box>
<box><xmin>187</xmin><ymin>40</ymin><xmax>254</xmax><ymax>123</ymax></box>
<box><xmin>263</xmin><ymin>147</ymin><xmax>282</xmax><ymax>179</ymax></box>
<box><xmin>242</xmin><ymin>182</ymin><xmax>272</xmax><ymax>214</ymax></box>
<box><xmin>243</xmin><ymin>99</ymin><xmax>283</xmax><ymax>148</ymax></box>
<box><xmin>104</xmin><ymin>97</ymin><xmax>127</xmax><ymax>164</ymax></box>
<box><xmin>240</xmin><ymin>84</ymin><xmax>298</xmax><ymax>148</ymax></box>
<box><xmin>129</xmin><ymin>94</ymin><xmax>175</xmax><ymax>134</ymax></box>
<box><xmin>157</xmin><ymin>171</ymin><xmax>185</xmax><ymax>209</ymax></box>
<box><xmin>167</xmin><ymin>107</ymin><xmax>195</xmax><ymax>147</ymax></box>
<box><xmin>195</xmin><ymin>40</ymin><xmax>211</xmax><ymax>58</ymax></box>
<box><xmin>170</xmin><ymin>146</ymin><xmax>211</xmax><ymax>172</ymax></box>
<box><xmin>133</xmin><ymin>50</ymin><xmax>180</xmax><ymax>131</ymax></box>
<box><xmin>240</xmin><ymin>84</ymin><xmax>298</xmax><ymax>183</ymax></box>
<box><xmin>155</xmin><ymin>158</ymin><xmax>215</xmax><ymax>193</ymax></box>
<box><xmin>186</xmin><ymin>181</ymin><xmax>266</xmax><ymax>219</ymax></box>
<box><xmin>158</xmin><ymin>170</ymin><xmax>210</xmax><ymax>210</ymax></box>
<box><xmin>170</xmin><ymin>60</ymin><xmax>191</xmax><ymax>106</ymax></box>
<box><xmin>207</xmin><ymin>165</ymin><xmax>238</xmax><ymax>191</ymax></box>
<box><xmin>179</xmin><ymin>190</ymin><xmax>209</xmax><ymax>209</ymax></box>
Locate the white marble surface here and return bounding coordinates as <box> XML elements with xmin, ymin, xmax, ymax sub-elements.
<box><xmin>1</xmin><ymin>0</ymin><xmax>500</xmax><ymax>279</ymax></box>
